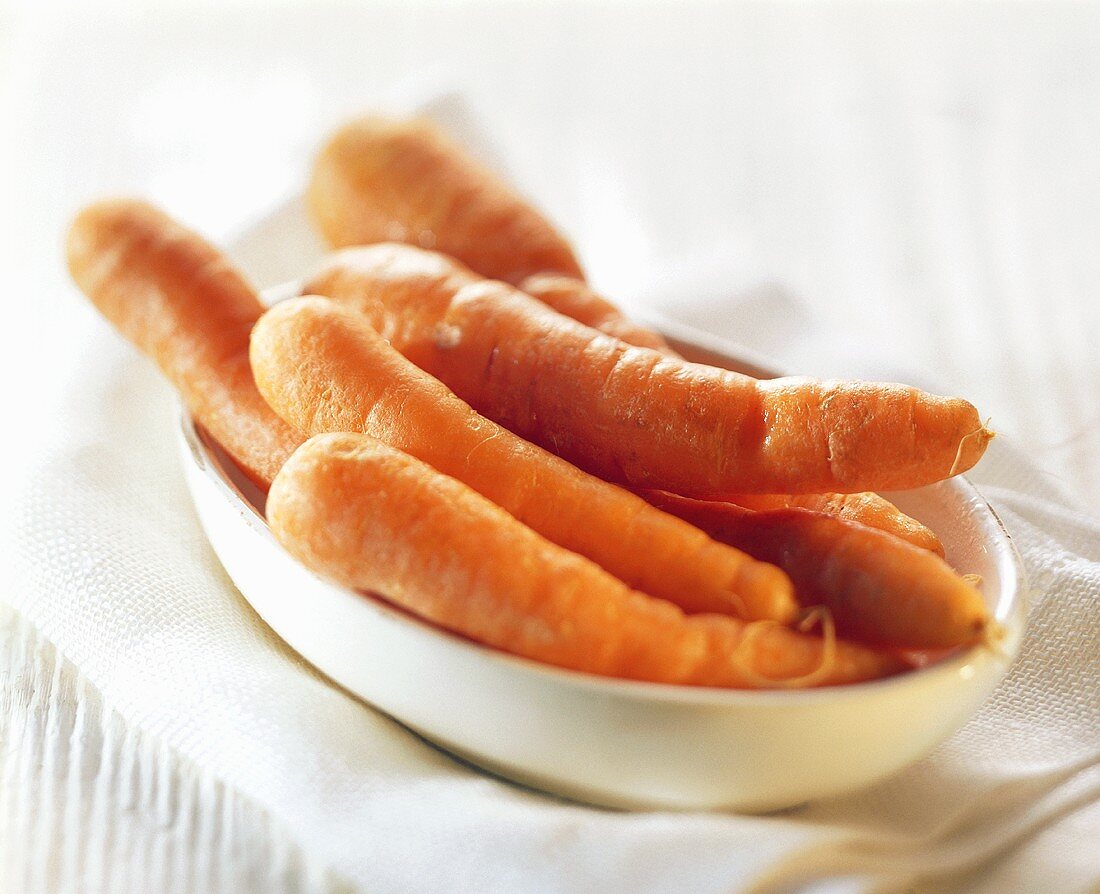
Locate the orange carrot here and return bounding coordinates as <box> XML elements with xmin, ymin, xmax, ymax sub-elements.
<box><xmin>304</xmin><ymin>244</ymin><xmax>992</xmax><ymax>495</ymax></box>
<box><xmin>309</xmin><ymin>115</ymin><xmax>584</xmax><ymax>285</ymax></box>
<box><xmin>644</xmin><ymin>490</ymin><xmax>988</xmax><ymax>650</ymax></box>
<box><xmin>723</xmin><ymin>492</ymin><xmax>944</xmax><ymax>556</ymax></box>
<box><xmin>517</xmin><ymin>282</ymin><xmax>944</xmax><ymax>552</ymax></box>
<box><xmin>250</xmin><ymin>296</ymin><xmax>797</xmax><ymax>623</ymax></box>
<box><xmin>307</xmin><ymin>116</ymin><xmax>956</xmax><ymax>535</ymax></box>
<box><xmin>269</xmin><ymin>433</ymin><xmax>904</xmax><ymax>687</ymax></box>
<box><xmin>66</xmin><ymin>200</ymin><xmax>303</xmax><ymax>488</ymax></box>
<box><xmin>517</xmin><ymin>280</ymin><xmax>944</xmax><ymax>552</ymax></box>
<box><xmin>518</xmin><ymin>286</ymin><xmax>944</xmax><ymax>554</ymax></box>
<box><xmin>519</xmin><ymin>273</ymin><xmax>678</xmax><ymax>355</ymax></box>
<box><xmin>308</xmin><ymin>115</ymin><xmax>683</xmax><ymax>353</ymax></box>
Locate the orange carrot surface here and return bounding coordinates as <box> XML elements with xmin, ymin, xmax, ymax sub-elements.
<box><xmin>269</xmin><ymin>433</ymin><xmax>904</xmax><ymax>687</ymax></box>
<box><xmin>724</xmin><ymin>492</ymin><xmax>945</xmax><ymax>556</ymax></box>
<box><xmin>66</xmin><ymin>200</ymin><xmax>303</xmax><ymax>488</ymax></box>
<box><xmin>519</xmin><ymin>273</ymin><xmax>678</xmax><ymax>355</ymax></box>
<box><xmin>309</xmin><ymin>116</ymin><xmax>584</xmax><ymax>285</ymax></box>
<box><xmin>518</xmin><ymin>266</ymin><xmax>946</xmax><ymax>553</ymax></box>
<box><xmin>517</xmin><ymin>277</ymin><xmax>943</xmax><ymax>553</ymax></box>
<box><xmin>250</xmin><ymin>297</ymin><xmax>797</xmax><ymax>623</ymax></box>
<box><xmin>645</xmin><ymin>491</ymin><xmax>988</xmax><ymax>650</ymax></box>
<box><xmin>304</xmin><ymin>244</ymin><xmax>992</xmax><ymax>495</ymax></box>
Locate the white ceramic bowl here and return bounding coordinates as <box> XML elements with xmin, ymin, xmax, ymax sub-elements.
<box><xmin>179</xmin><ymin>325</ymin><xmax>1026</xmax><ymax>813</ymax></box>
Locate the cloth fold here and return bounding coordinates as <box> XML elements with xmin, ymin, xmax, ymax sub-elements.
<box><xmin>4</xmin><ymin>98</ymin><xmax>1098</xmax><ymax>893</ymax></box>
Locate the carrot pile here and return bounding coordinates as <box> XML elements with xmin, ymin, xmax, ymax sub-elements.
<box><xmin>66</xmin><ymin>114</ymin><xmax>998</xmax><ymax>689</ymax></box>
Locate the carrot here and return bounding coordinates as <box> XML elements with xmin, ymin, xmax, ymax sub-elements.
<box><xmin>644</xmin><ymin>490</ymin><xmax>988</xmax><ymax>650</ymax></box>
<box><xmin>722</xmin><ymin>493</ymin><xmax>944</xmax><ymax>556</ymax></box>
<box><xmin>307</xmin><ymin>116</ymin><xmax>957</xmax><ymax>534</ymax></box>
<box><xmin>517</xmin><ymin>282</ymin><xmax>944</xmax><ymax>552</ymax></box>
<box><xmin>309</xmin><ymin>115</ymin><xmax>584</xmax><ymax>285</ymax></box>
<box><xmin>308</xmin><ymin>115</ymin><xmax>684</xmax><ymax>354</ymax></box>
<box><xmin>517</xmin><ymin>281</ymin><xmax>944</xmax><ymax>552</ymax></box>
<box><xmin>517</xmin><ymin>289</ymin><xmax>944</xmax><ymax>555</ymax></box>
<box><xmin>66</xmin><ymin>200</ymin><xmax>303</xmax><ymax>488</ymax></box>
<box><xmin>519</xmin><ymin>273</ymin><xmax>679</xmax><ymax>355</ymax></box>
<box><xmin>250</xmin><ymin>296</ymin><xmax>798</xmax><ymax>623</ymax></box>
<box><xmin>269</xmin><ymin>433</ymin><xmax>904</xmax><ymax>687</ymax></box>
<box><xmin>303</xmin><ymin>244</ymin><xmax>992</xmax><ymax>495</ymax></box>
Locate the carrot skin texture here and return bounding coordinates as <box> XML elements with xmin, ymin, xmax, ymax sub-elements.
<box><xmin>304</xmin><ymin>244</ymin><xmax>991</xmax><ymax>495</ymax></box>
<box><xmin>66</xmin><ymin>200</ymin><xmax>303</xmax><ymax>488</ymax></box>
<box><xmin>517</xmin><ymin>279</ymin><xmax>943</xmax><ymax>553</ymax></box>
<box><xmin>269</xmin><ymin>434</ymin><xmax>903</xmax><ymax>687</ymax></box>
<box><xmin>519</xmin><ymin>273</ymin><xmax>679</xmax><ymax>355</ymax></box>
<box><xmin>724</xmin><ymin>492</ymin><xmax>945</xmax><ymax>556</ymax></box>
<box><xmin>250</xmin><ymin>297</ymin><xmax>798</xmax><ymax>624</ymax></box>
<box><xmin>309</xmin><ymin>116</ymin><xmax>584</xmax><ymax>285</ymax></box>
<box><xmin>644</xmin><ymin>491</ymin><xmax>988</xmax><ymax>650</ymax></box>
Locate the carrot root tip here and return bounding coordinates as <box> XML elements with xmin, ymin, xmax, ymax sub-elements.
<box><xmin>948</xmin><ymin>419</ymin><xmax>996</xmax><ymax>477</ymax></box>
<box><xmin>733</xmin><ymin>607</ymin><xmax>839</xmax><ymax>689</ymax></box>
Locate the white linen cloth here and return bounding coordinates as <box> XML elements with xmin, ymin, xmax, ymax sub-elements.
<box><xmin>5</xmin><ymin>122</ymin><xmax>1100</xmax><ymax>890</ymax></box>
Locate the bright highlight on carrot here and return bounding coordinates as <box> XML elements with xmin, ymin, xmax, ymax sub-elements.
<box><xmin>66</xmin><ymin>200</ymin><xmax>303</xmax><ymax>488</ymax></box>
<box><xmin>250</xmin><ymin>296</ymin><xmax>799</xmax><ymax>624</ymax></box>
<box><xmin>304</xmin><ymin>243</ymin><xmax>992</xmax><ymax>496</ymax></box>
<box><xmin>268</xmin><ymin>433</ymin><xmax>905</xmax><ymax>688</ymax></box>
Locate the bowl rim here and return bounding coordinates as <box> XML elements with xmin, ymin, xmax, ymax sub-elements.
<box><xmin>181</xmin><ymin>368</ymin><xmax>1027</xmax><ymax>709</ymax></box>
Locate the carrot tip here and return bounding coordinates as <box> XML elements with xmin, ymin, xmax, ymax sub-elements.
<box><xmin>948</xmin><ymin>419</ymin><xmax>995</xmax><ymax>477</ymax></box>
<box><xmin>795</xmin><ymin>605</ymin><xmax>829</xmax><ymax>634</ymax></box>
